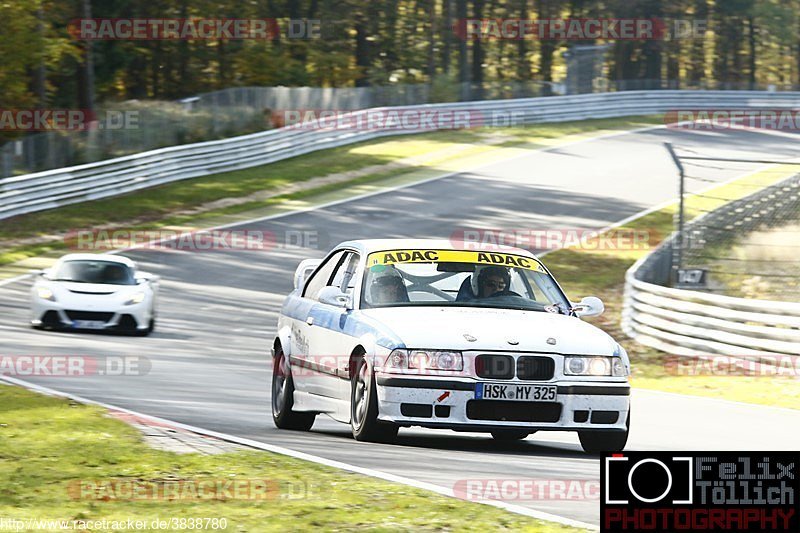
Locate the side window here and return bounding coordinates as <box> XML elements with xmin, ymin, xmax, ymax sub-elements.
<box><xmin>302</xmin><ymin>251</ymin><xmax>346</xmax><ymax>300</ymax></box>
<box><xmin>330</xmin><ymin>252</ymin><xmax>360</xmax><ymax>295</ymax></box>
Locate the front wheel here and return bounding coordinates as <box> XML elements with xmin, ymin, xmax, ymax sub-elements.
<box><xmin>351</xmin><ymin>356</ymin><xmax>398</xmax><ymax>443</ymax></box>
<box><xmin>272</xmin><ymin>347</ymin><xmax>316</xmax><ymax>431</ymax></box>
<box><xmin>578</xmin><ymin>411</ymin><xmax>629</xmax><ymax>453</ymax></box>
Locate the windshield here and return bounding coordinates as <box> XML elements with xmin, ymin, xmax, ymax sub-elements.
<box><xmin>362</xmin><ymin>249</ymin><xmax>570</xmax><ymax>312</ymax></box>
<box><xmin>52</xmin><ymin>260</ymin><xmax>136</xmax><ymax>286</ymax></box>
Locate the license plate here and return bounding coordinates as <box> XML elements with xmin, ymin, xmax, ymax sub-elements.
<box><xmin>475</xmin><ymin>383</ymin><xmax>557</xmax><ymax>402</ymax></box>
<box><xmin>73</xmin><ymin>320</ymin><xmax>106</xmax><ymax>330</ymax></box>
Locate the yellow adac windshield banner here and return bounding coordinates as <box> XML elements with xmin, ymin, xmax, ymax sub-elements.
<box><xmin>367</xmin><ymin>249</ymin><xmax>546</xmax><ymax>273</ymax></box>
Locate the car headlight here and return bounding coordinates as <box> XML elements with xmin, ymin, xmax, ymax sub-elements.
<box><xmin>124</xmin><ymin>292</ymin><xmax>146</xmax><ymax>305</ymax></box>
<box><xmin>564</xmin><ymin>356</ymin><xmax>627</xmax><ymax>377</ymax></box>
<box><xmin>36</xmin><ymin>287</ymin><xmax>56</xmax><ymax>301</ymax></box>
<box><xmin>385</xmin><ymin>349</ymin><xmax>463</xmax><ymax>371</ymax></box>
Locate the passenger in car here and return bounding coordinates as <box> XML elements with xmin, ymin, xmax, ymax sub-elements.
<box><xmin>370</xmin><ymin>272</ymin><xmax>410</xmax><ymax>304</ymax></box>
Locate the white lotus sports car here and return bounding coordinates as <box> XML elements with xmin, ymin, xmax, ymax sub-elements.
<box><xmin>30</xmin><ymin>254</ymin><xmax>158</xmax><ymax>336</ymax></box>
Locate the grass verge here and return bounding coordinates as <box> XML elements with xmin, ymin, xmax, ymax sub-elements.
<box><xmin>0</xmin><ymin>383</ymin><xmax>583</xmax><ymax>532</ymax></box>
<box><xmin>0</xmin><ymin>116</ymin><xmax>661</xmax><ymax>267</ymax></box>
<box><xmin>544</xmin><ymin>164</ymin><xmax>800</xmax><ymax>409</ymax></box>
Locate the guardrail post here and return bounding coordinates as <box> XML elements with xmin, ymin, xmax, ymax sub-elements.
<box><xmin>665</xmin><ymin>143</ymin><xmax>685</xmax><ymax>286</ymax></box>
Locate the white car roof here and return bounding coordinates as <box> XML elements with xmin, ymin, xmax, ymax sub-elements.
<box><xmin>56</xmin><ymin>253</ymin><xmax>136</xmax><ymax>268</ymax></box>
<box><xmin>336</xmin><ymin>238</ymin><xmax>539</xmax><ymax>258</ymax></box>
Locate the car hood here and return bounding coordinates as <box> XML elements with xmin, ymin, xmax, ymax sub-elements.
<box><xmin>359</xmin><ymin>306</ymin><xmax>618</xmax><ymax>355</ymax></box>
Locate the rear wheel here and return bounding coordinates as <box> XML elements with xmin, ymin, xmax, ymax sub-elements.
<box><xmin>351</xmin><ymin>356</ymin><xmax>398</xmax><ymax>442</ymax></box>
<box><xmin>272</xmin><ymin>347</ymin><xmax>316</xmax><ymax>431</ymax></box>
<box><xmin>491</xmin><ymin>430</ymin><xmax>531</xmax><ymax>441</ymax></box>
<box><xmin>578</xmin><ymin>411</ymin><xmax>629</xmax><ymax>453</ymax></box>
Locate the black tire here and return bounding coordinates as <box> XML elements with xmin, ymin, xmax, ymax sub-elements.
<box><xmin>350</xmin><ymin>356</ymin><xmax>398</xmax><ymax>443</ymax></box>
<box><xmin>578</xmin><ymin>411</ymin><xmax>629</xmax><ymax>453</ymax></box>
<box><xmin>490</xmin><ymin>430</ymin><xmax>531</xmax><ymax>441</ymax></box>
<box><xmin>272</xmin><ymin>347</ymin><xmax>316</xmax><ymax>431</ymax></box>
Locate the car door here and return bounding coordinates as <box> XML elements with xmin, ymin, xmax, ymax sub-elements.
<box><xmin>290</xmin><ymin>250</ymin><xmax>346</xmax><ymax>398</ymax></box>
<box><xmin>304</xmin><ymin>251</ymin><xmax>361</xmax><ymax>402</ymax></box>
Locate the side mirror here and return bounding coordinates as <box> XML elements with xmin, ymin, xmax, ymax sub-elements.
<box><xmin>572</xmin><ymin>296</ymin><xmax>604</xmax><ymax>317</ymax></box>
<box><xmin>30</xmin><ymin>268</ymin><xmax>50</xmax><ymax>279</ymax></box>
<box><xmin>294</xmin><ymin>259</ymin><xmax>322</xmax><ymax>291</ymax></box>
<box><xmin>135</xmin><ymin>272</ymin><xmax>158</xmax><ymax>285</ymax></box>
<box><xmin>318</xmin><ymin>286</ymin><xmax>352</xmax><ymax>309</ymax></box>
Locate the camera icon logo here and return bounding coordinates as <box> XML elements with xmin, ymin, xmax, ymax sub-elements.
<box><xmin>605</xmin><ymin>455</ymin><xmax>693</xmax><ymax>505</ymax></box>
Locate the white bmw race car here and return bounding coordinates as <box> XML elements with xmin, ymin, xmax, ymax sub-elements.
<box><xmin>30</xmin><ymin>254</ymin><xmax>159</xmax><ymax>336</ymax></box>
<box><xmin>272</xmin><ymin>239</ymin><xmax>630</xmax><ymax>453</ymax></box>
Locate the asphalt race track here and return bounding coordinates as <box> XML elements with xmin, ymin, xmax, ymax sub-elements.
<box><xmin>3</xmin><ymin>126</ymin><xmax>800</xmax><ymax>526</ymax></box>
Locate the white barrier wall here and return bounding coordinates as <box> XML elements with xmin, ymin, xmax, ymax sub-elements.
<box><xmin>4</xmin><ymin>90</ymin><xmax>800</xmax><ymax>220</ymax></box>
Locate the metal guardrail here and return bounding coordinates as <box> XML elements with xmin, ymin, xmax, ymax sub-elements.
<box><xmin>622</xmin><ymin>173</ymin><xmax>800</xmax><ymax>359</ymax></box>
<box><xmin>4</xmin><ymin>90</ymin><xmax>800</xmax><ymax>221</ymax></box>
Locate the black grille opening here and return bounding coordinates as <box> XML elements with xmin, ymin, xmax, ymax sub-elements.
<box><xmin>65</xmin><ymin>310</ymin><xmax>114</xmax><ymax>322</ymax></box>
<box><xmin>475</xmin><ymin>355</ymin><xmax>514</xmax><ymax>380</ymax></box>
<box><xmin>41</xmin><ymin>311</ymin><xmax>62</xmax><ymax>327</ymax></box>
<box><xmin>516</xmin><ymin>356</ymin><xmax>555</xmax><ymax>380</ymax></box>
<box><xmin>590</xmin><ymin>411</ymin><xmax>619</xmax><ymax>424</ymax></box>
<box><xmin>573</xmin><ymin>410</ymin><xmax>589</xmax><ymax>423</ymax></box>
<box><xmin>466</xmin><ymin>400</ymin><xmax>562</xmax><ymax>423</ymax></box>
<box><xmin>116</xmin><ymin>314</ymin><xmax>139</xmax><ymax>330</ymax></box>
<box><xmin>401</xmin><ymin>403</ymin><xmax>433</xmax><ymax>418</ymax></box>
<box><xmin>434</xmin><ymin>405</ymin><xmax>451</xmax><ymax>418</ymax></box>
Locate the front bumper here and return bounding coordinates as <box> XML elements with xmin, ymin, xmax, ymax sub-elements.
<box><xmin>30</xmin><ymin>300</ymin><xmax>150</xmax><ymax>332</ymax></box>
<box><xmin>375</xmin><ymin>375</ymin><xmax>630</xmax><ymax>432</ymax></box>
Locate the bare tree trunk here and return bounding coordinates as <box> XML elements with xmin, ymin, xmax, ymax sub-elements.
<box><xmin>354</xmin><ymin>16</ymin><xmax>370</xmax><ymax>86</ymax></box>
<box><xmin>442</xmin><ymin>0</ymin><xmax>452</xmax><ymax>74</ymax></box>
<box><xmin>78</xmin><ymin>0</ymin><xmax>95</xmax><ymax>110</ymax></box>
<box><xmin>689</xmin><ymin>0</ymin><xmax>707</xmax><ymax>86</ymax></box>
<box><xmin>470</xmin><ymin>0</ymin><xmax>485</xmax><ymax>98</ymax></box>
<box><xmin>457</xmin><ymin>0</ymin><xmax>469</xmax><ymax>98</ymax></box>
<box><xmin>516</xmin><ymin>0</ymin><xmax>530</xmax><ymax>80</ymax></box>
<box><xmin>748</xmin><ymin>16</ymin><xmax>757</xmax><ymax>89</ymax></box>
<box><xmin>428</xmin><ymin>0</ymin><xmax>437</xmax><ymax>80</ymax></box>
<box><xmin>34</xmin><ymin>5</ymin><xmax>47</xmax><ymax>107</ymax></box>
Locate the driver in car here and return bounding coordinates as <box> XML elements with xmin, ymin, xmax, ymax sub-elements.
<box><xmin>474</xmin><ymin>266</ymin><xmax>511</xmax><ymax>298</ymax></box>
